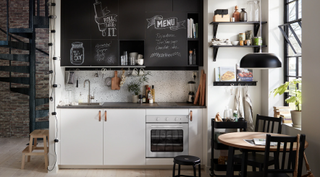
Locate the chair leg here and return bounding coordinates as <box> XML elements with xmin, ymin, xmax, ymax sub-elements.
<box><xmin>27</xmin><ymin>155</ymin><xmax>30</xmax><ymax>162</ymax></box>
<box><xmin>173</xmin><ymin>163</ymin><xmax>176</xmax><ymax>177</ymax></box>
<box><xmin>193</xmin><ymin>165</ymin><xmax>196</xmax><ymax>177</ymax></box>
<box><xmin>43</xmin><ymin>135</ymin><xmax>48</xmax><ymax>169</ymax></box>
<box><xmin>178</xmin><ymin>164</ymin><xmax>181</xmax><ymax>176</ymax></box>
<box><xmin>21</xmin><ymin>154</ymin><xmax>25</xmax><ymax>169</ymax></box>
<box><xmin>198</xmin><ymin>164</ymin><xmax>201</xmax><ymax>177</ymax></box>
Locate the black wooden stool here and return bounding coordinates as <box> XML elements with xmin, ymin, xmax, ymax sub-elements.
<box><xmin>173</xmin><ymin>155</ymin><xmax>201</xmax><ymax>177</ymax></box>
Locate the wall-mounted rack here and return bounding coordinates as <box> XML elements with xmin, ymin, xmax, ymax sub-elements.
<box><xmin>213</xmin><ymin>81</ymin><xmax>257</xmax><ymax>86</ymax></box>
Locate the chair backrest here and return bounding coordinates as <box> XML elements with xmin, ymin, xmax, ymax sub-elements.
<box><xmin>255</xmin><ymin>114</ymin><xmax>282</xmax><ymax>134</ymax></box>
<box><xmin>263</xmin><ymin>134</ymin><xmax>306</xmax><ymax>177</ymax></box>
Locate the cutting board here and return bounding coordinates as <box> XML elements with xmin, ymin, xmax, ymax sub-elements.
<box><xmin>111</xmin><ymin>71</ymin><xmax>120</xmax><ymax>90</ymax></box>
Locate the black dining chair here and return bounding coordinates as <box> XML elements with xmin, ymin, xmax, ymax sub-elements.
<box><xmin>247</xmin><ymin>134</ymin><xmax>306</xmax><ymax>177</ymax></box>
<box><xmin>235</xmin><ymin>114</ymin><xmax>282</xmax><ymax>171</ymax></box>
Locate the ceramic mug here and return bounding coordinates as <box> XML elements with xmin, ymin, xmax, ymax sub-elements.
<box><xmin>138</xmin><ymin>68</ymin><xmax>144</xmax><ymax>76</ymax></box>
<box><xmin>131</xmin><ymin>68</ymin><xmax>138</xmax><ymax>76</ymax></box>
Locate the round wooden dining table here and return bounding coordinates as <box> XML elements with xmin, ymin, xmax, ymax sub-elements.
<box><xmin>217</xmin><ymin>132</ymin><xmax>308</xmax><ymax>177</ymax></box>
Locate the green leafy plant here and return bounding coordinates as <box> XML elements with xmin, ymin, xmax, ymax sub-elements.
<box><xmin>270</xmin><ymin>79</ymin><xmax>302</xmax><ymax>111</ymax></box>
<box><xmin>128</xmin><ymin>81</ymin><xmax>141</xmax><ymax>95</ymax></box>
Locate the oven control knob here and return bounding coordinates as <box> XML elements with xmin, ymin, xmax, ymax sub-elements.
<box><xmin>165</xmin><ymin>117</ymin><xmax>169</xmax><ymax>121</ymax></box>
<box><xmin>175</xmin><ymin>117</ymin><xmax>180</xmax><ymax>121</ymax></box>
<box><xmin>156</xmin><ymin>117</ymin><xmax>159</xmax><ymax>121</ymax></box>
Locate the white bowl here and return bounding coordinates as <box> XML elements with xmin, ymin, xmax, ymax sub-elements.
<box><xmin>231</xmin><ymin>41</ymin><xmax>239</xmax><ymax>46</ymax></box>
<box><xmin>137</xmin><ymin>59</ymin><xmax>144</xmax><ymax>65</ymax></box>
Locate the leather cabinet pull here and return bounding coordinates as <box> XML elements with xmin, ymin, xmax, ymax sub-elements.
<box><xmin>190</xmin><ymin>110</ymin><xmax>193</xmax><ymax>121</ymax></box>
<box><xmin>105</xmin><ymin>111</ymin><xmax>107</xmax><ymax>122</ymax></box>
<box><xmin>99</xmin><ymin>110</ymin><xmax>101</xmax><ymax>122</ymax></box>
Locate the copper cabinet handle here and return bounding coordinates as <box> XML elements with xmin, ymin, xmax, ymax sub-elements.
<box><xmin>190</xmin><ymin>110</ymin><xmax>193</xmax><ymax>121</ymax></box>
<box><xmin>99</xmin><ymin>110</ymin><xmax>101</xmax><ymax>122</ymax></box>
<box><xmin>105</xmin><ymin>110</ymin><xmax>107</xmax><ymax>122</ymax></box>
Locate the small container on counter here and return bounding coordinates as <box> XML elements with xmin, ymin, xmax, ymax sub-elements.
<box><xmin>142</xmin><ymin>95</ymin><xmax>146</xmax><ymax>103</ymax></box>
<box><xmin>138</xmin><ymin>95</ymin><xmax>143</xmax><ymax>104</ymax></box>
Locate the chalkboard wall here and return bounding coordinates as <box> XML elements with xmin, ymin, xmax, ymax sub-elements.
<box><xmin>61</xmin><ymin>0</ymin><xmax>203</xmax><ymax>68</ymax></box>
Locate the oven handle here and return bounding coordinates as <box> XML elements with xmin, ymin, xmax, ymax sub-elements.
<box><xmin>150</xmin><ymin>126</ymin><xmax>184</xmax><ymax>128</ymax></box>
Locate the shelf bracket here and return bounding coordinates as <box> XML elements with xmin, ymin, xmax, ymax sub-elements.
<box><xmin>213</xmin><ymin>23</ymin><xmax>218</xmax><ymax>38</ymax></box>
<box><xmin>253</xmin><ymin>47</ymin><xmax>260</xmax><ymax>53</ymax></box>
<box><xmin>213</xmin><ymin>47</ymin><xmax>218</xmax><ymax>61</ymax></box>
<box><xmin>253</xmin><ymin>23</ymin><xmax>260</xmax><ymax>37</ymax></box>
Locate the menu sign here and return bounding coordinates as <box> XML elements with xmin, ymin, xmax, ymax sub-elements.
<box><xmin>145</xmin><ymin>13</ymin><xmax>187</xmax><ymax>66</ymax></box>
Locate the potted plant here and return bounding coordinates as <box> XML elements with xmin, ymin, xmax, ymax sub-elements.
<box><xmin>270</xmin><ymin>79</ymin><xmax>302</xmax><ymax>127</ymax></box>
<box><xmin>128</xmin><ymin>81</ymin><xmax>141</xmax><ymax>103</ymax></box>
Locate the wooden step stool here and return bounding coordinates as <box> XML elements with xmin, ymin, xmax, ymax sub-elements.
<box><xmin>21</xmin><ymin>129</ymin><xmax>49</xmax><ymax>170</ymax></box>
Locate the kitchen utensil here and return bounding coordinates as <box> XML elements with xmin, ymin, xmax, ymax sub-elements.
<box><xmin>131</xmin><ymin>68</ymin><xmax>138</xmax><ymax>76</ymax></box>
<box><xmin>105</xmin><ymin>77</ymin><xmax>112</xmax><ymax>87</ymax></box>
<box><xmin>193</xmin><ymin>84</ymin><xmax>201</xmax><ymax>104</ymax></box>
<box><xmin>111</xmin><ymin>71</ymin><xmax>120</xmax><ymax>90</ymax></box>
<box><xmin>138</xmin><ymin>68</ymin><xmax>144</xmax><ymax>76</ymax></box>
<box><xmin>187</xmin><ymin>81</ymin><xmax>195</xmax><ymax>103</ymax></box>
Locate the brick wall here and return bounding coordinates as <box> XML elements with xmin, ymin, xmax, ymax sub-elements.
<box><xmin>0</xmin><ymin>0</ymin><xmax>49</xmax><ymax>137</ymax></box>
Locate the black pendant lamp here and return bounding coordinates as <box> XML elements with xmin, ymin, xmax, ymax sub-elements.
<box><xmin>240</xmin><ymin>0</ymin><xmax>281</xmax><ymax>69</ymax></box>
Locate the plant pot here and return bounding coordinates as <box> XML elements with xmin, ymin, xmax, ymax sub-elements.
<box><xmin>132</xmin><ymin>95</ymin><xmax>138</xmax><ymax>103</ymax></box>
<box><xmin>290</xmin><ymin>110</ymin><xmax>301</xmax><ymax>128</ymax></box>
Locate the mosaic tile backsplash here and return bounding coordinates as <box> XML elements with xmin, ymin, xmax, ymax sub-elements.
<box><xmin>63</xmin><ymin>70</ymin><xmax>199</xmax><ymax>103</ymax></box>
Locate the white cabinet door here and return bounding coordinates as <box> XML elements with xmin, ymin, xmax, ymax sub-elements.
<box><xmin>188</xmin><ymin>109</ymin><xmax>203</xmax><ymax>159</ymax></box>
<box><xmin>60</xmin><ymin>109</ymin><xmax>103</xmax><ymax>165</ymax></box>
<box><xmin>103</xmin><ymin>109</ymin><xmax>145</xmax><ymax>165</ymax></box>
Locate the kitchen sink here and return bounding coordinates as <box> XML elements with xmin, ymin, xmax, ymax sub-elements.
<box><xmin>78</xmin><ymin>102</ymin><xmax>102</xmax><ymax>106</ymax></box>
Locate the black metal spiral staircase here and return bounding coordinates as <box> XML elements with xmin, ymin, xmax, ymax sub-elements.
<box><xmin>0</xmin><ymin>0</ymin><xmax>49</xmax><ymax>133</ymax></box>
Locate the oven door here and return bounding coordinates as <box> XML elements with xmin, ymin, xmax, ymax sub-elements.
<box><xmin>146</xmin><ymin>123</ymin><xmax>189</xmax><ymax>158</ymax></box>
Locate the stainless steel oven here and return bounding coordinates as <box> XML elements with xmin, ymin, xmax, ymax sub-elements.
<box><xmin>146</xmin><ymin>115</ymin><xmax>189</xmax><ymax>158</ymax></box>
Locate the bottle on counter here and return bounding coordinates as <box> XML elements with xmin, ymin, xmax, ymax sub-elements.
<box><xmin>148</xmin><ymin>87</ymin><xmax>153</xmax><ymax>103</ymax></box>
<box><xmin>232</xmin><ymin>6</ymin><xmax>240</xmax><ymax>22</ymax></box>
<box><xmin>151</xmin><ymin>85</ymin><xmax>155</xmax><ymax>103</ymax></box>
<box><xmin>142</xmin><ymin>95</ymin><xmax>146</xmax><ymax>103</ymax></box>
<box><xmin>145</xmin><ymin>85</ymin><xmax>149</xmax><ymax>103</ymax></box>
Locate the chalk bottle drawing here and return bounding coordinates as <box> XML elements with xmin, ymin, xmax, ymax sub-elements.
<box><xmin>70</xmin><ymin>42</ymin><xmax>84</xmax><ymax>65</ymax></box>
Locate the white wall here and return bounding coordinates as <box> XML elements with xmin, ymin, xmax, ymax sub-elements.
<box><xmin>283</xmin><ymin>0</ymin><xmax>320</xmax><ymax>176</ymax></box>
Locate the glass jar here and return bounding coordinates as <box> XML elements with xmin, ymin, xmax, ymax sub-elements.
<box><xmin>254</xmin><ymin>0</ymin><xmax>260</xmax><ymax>21</ymax></box>
<box><xmin>70</xmin><ymin>42</ymin><xmax>84</xmax><ymax>65</ymax></box>
<box><xmin>240</xmin><ymin>8</ymin><xmax>247</xmax><ymax>22</ymax></box>
<box><xmin>247</xmin><ymin>1</ymin><xmax>255</xmax><ymax>21</ymax></box>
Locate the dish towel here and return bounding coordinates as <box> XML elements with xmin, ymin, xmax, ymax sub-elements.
<box><xmin>234</xmin><ymin>86</ymin><xmax>244</xmax><ymax>118</ymax></box>
<box><xmin>243</xmin><ymin>86</ymin><xmax>254</xmax><ymax>131</ymax></box>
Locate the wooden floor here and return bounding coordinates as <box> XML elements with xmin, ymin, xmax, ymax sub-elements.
<box><xmin>0</xmin><ymin>138</ymin><xmax>209</xmax><ymax>177</ymax></box>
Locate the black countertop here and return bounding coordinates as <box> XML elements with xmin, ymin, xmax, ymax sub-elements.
<box><xmin>57</xmin><ymin>102</ymin><xmax>206</xmax><ymax>109</ymax></box>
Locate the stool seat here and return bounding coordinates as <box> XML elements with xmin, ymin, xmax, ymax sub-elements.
<box><xmin>174</xmin><ymin>155</ymin><xmax>201</xmax><ymax>165</ymax></box>
<box><xmin>173</xmin><ymin>155</ymin><xmax>201</xmax><ymax>177</ymax></box>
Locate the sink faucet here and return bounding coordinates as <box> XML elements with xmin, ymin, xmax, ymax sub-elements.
<box><xmin>84</xmin><ymin>79</ymin><xmax>94</xmax><ymax>103</ymax></box>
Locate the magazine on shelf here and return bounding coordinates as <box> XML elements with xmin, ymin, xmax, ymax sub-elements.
<box><xmin>220</xmin><ymin>66</ymin><xmax>236</xmax><ymax>81</ymax></box>
<box><xmin>236</xmin><ymin>64</ymin><xmax>253</xmax><ymax>81</ymax></box>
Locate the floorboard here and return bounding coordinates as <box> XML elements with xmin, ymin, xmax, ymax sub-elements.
<box><xmin>0</xmin><ymin>138</ymin><xmax>209</xmax><ymax>177</ymax></box>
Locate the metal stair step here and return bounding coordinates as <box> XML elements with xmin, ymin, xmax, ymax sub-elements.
<box><xmin>9</xmin><ymin>28</ymin><xmax>33</xmax><ymax>38</ymax></box>
<box><xmin>10</xmin><ymin>88</ymin><xmax>29</xmax><ymax>95</ymax></box>
<box><xmin>0</xmin><ymin>77</ymin><xmax>29</xmax><ymax>84</ymax></box>
<box><xmin>0</xmin><ymin>41</ymin><xmax>30</xmax><ymax>50</ymax></box>
<box><xmin>35</xmin><ymin>121</ymin><xmax>49</xmax><ymax>129</ymax></box>
<box><xmin>0</xmin><ymin>66</ymin><xmax>30</xmax><ymax>73</ymax></box>
<box><xmin>34</xmin><ymin>16</ymin><xmax>49</xmax><ymax>28</ymax></box>
<box><xmin>36</xmin><ymin>98</ymin><xmax>49</xmax><ymax>107</ymax></box>
<box><xmin>36</xmin><ymin>109</ymin><xmax>49</xmax><ymax>119</ymax></box>
<box><xmin>0</xmin><ymin>54</ymin><xmax>29</xmax><ymax>62</ymax></box>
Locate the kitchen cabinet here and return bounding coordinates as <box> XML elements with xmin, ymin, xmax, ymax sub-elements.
<box><xmin>60</xmin><ymin>0</ymin><xmax>203</xmax><ymax>69</ymax></box>
<box><xmin>60</xmin><ymin>109</ymin><xmax>103</xmax><ymax>165</ymax></box>
<box><xmin>188</xmin><ymin>109</ymin><xmax>203</xmax><ymax>159</ymax></box>
<box><xmin>59</xmin><ymin>109</ymin><xmax>145</xmax><ymax>165</ymax></box>
<box><xmin>103</xmin><ymin>109</ymin><xmax>145</xmax><ymax>165</ymax></box>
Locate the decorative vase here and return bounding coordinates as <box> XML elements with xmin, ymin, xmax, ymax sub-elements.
<box><xmin>132</xmin><ymin>95</ymin><xmax>138</xmax><ymax>103</ymax></box>
<box><xmin>291</xmin><ymin>110</ymin><xmax>301</xmax><ymax>128</ymax></box>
